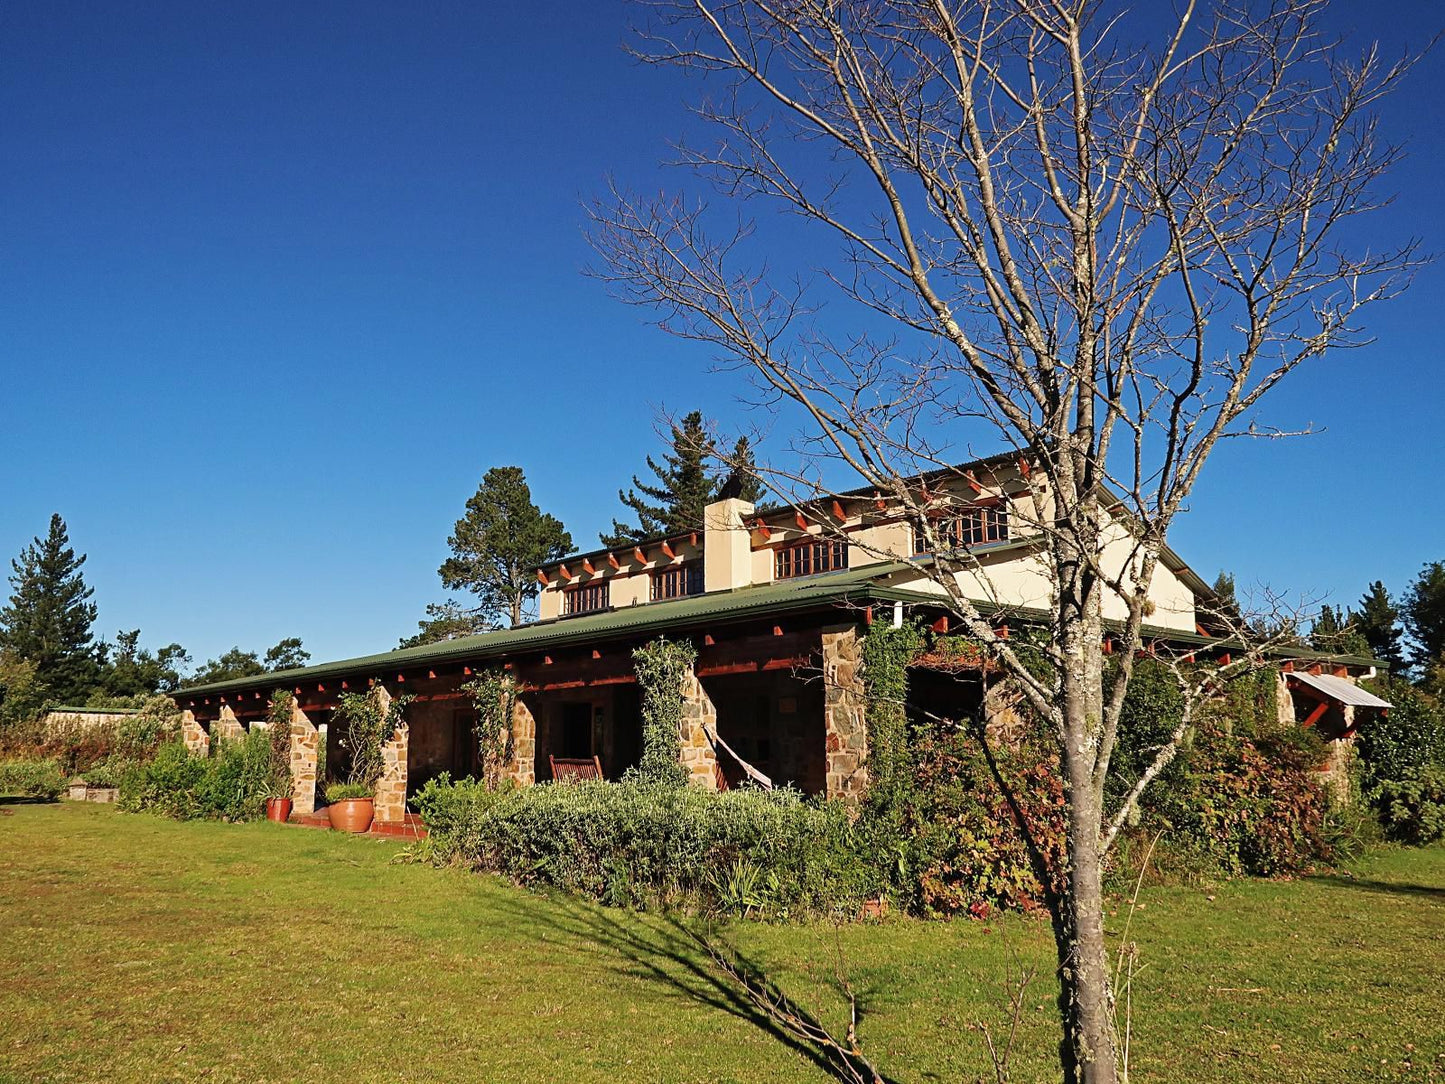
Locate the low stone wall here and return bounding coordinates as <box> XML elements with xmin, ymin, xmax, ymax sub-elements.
<box><xmin>42</xmin><ymin>709</ymin><xmax>140</xmax><ymax>731</ymax></box>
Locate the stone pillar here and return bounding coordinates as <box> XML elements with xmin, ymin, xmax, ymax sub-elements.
<box><xmin>289</xmin><ymin>698</ymin><xmax>318</xmax><ymax>815</ymax></box>
<box><xmin>680</xmin><ymin>670</ymin><xmax>719</xmax><ymax>789</ymax></box>
<box><xmin>982</xmin><ymin>678</ymin><xmax>1027</xmax><ymax>748</ymax></box>
<box><xmin>180</xmin><ymin>710</ymin><xmax>209</xmax><ymax>758</ymax></box>
<box><xmin>372</xmin><ymin>687</ymin><xmax>409</xmax><ymax>824</ymax></box>
<box><xmin>212</xmin><ymin>704</ymin><xmax>246</xmax><ymax>746</ymax></box>
<box><xmin>822</xmin><ymin>624</ymin><xmax>868</xmax><ymax>800</ymax></box>
<box><xmin>1276</xmin><ymin>671</ymin><xmax>1296</xmax><ymax>727</ymax></box>
<box><xmin>507</xmin><ymin>696</ymin><xmax>536</xmax><ymax>788</ymax></box>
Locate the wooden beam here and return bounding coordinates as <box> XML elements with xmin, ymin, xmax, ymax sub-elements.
<box><xmin>690</xmin><ymin>532</ymin><xmax>698</xmax><ymax>547</ymax></box>
<box><xmin>703</xmin><ymin>634</ymin><xmax>716</xmax><ymax>646</ymax></box>
<box><xmin>964</xmin><ymin>470</ymin><xmax>982</xmax><ymax>494</ymax></box>
<box><xmin>536</xmin><ymin>569</ymin><xmax>549</xmax><ymax>586</ymax></box>
<box><xmin>1302</xmin><ymin>701</ymin><xmax>1329</xmax><ymax>728</ymax></box>
<box><xmin>772</xmin><ymin>625</ymin><xmax>783</xmax><ymax>637</ymax></box>
<box><xmin>1017</xmin><ymin>456</ymin><xmax>1031</xmax><ymax>478</ymax></box>
<box><xmin>558</xmin><ymin>563</ymin><xmax>571</xmax><ymax>579</ymax></box>
<box><xmin>607</xmin><ymin>552</ymin><xmax>621</xmax><ymax>570</ymax></box>
<box><xmin>591</xmin><ymin>649</ymin><xmax>601</xmax><ymax>660</ymax></box>
<box><xmin>795</xmin><ymin>510</ymin><xmax>808</xmax><ymax>530</ymax></box>
<box><xmin>754</xmin><ymin>520</ymin><xmax>772</xmax><ymax>541</ymax></box>
<box><xmin>427</xmin><ymin>670</ymin><xmax>437</xmax><ymax>680</ymax></box>
<box><xmin>831</xmin><ymin>499</ymin><xmax>847</xmax><ymax>522</ymax></box>
<box><xmin>931</xmin><ymin>616</ymin><xmax>949</xmax><ymax>634</ymax></box>
<box><xmin>662</xmin><ymin>541</ymin><xmax>676</xmax><ymax>559</ymax></box>
<box><xmin>633</xmin><ymin>547</ymin><xmax>646</xmax><ymax>565</ymax></box>
<box><xmin>582</xmin><ymin>558</ymin><xmax>596</xmax><ymax>575</ymax></box>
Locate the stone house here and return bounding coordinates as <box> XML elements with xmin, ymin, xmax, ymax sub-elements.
<box><xmin>176</xmin><ymin>454</ymin><xmax>1386</xmax><ymax>823</ymax></box>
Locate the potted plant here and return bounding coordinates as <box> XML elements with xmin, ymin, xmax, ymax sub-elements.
<box><xmin>264</xmin><ymin>776</ymin><xmax>294</xmax><ymax>823</ymax></box>
<box><xmin>323</xmin><ymin>781</ymin><xmax>374</xmax><ymax>832</ymax></box>
<box><xmin>326</xmin><ymin>688</ymin><xmax>411</xmax><ymax>833</ymax></box>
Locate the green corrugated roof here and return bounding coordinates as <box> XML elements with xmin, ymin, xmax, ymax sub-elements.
<box><xmin>177</xmin><ymin>554</ymin><xmax>1387</xmax><ymax>703</ymax></box>
<box><xmin>178</xmin><ymin>563</ymin><xmax>932</xmax><ymax>698</ymax></box>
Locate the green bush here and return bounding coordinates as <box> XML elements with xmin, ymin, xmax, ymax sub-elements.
<box><xmin>1355</xmin><ymin>680</ymin><xmax>1445</xmax><ymax>798</ymax></box>
<box><xmin>1376</xmin><ymin>765</ymin><xmax>1445</xmax><ymax>844</ymax></box>
<box><xmin>119</xmin><ymin>729</ymin><xmax>274</xmax><ymax>822</ymax></box>
<box><xmin>324</xmin><ymin>781</ymin><xmax>373</xmax><ymax>803</ymax></box>
<box><xmin>411</xmin><ymin>776</ymin><xmax>870</xmax><ymax>916</ymax></box>
<box><xmin>0</xmin><ymin>758</ymin><xmax>66</xmax><ymax>800</ymax></box>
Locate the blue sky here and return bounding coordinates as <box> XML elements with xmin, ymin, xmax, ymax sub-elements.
<box><xmin>2</xmin><ymin>0</ymin><xmax>1442</xmax><ymax>668</ymax></box>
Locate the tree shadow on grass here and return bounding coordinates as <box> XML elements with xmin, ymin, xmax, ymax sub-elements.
<box><xmin>1310</xmin><ymin>873</ymin><xmax>1445</xmax><ymax>901</ymax></box>
<box><xmin>488</xmin><ymin>891</ymin><xmax>898</xmax><ymax>1084</ymax></box>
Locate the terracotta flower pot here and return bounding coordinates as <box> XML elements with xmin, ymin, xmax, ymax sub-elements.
<box><xmin>266</xmin><ymin>797</ymin><xmax>294</xmax><ymax>823</ymax></box>
<box><xmin>327</xmin><ymin>797</ymin><xmax>374</xmax><ymax>834</ymax></box>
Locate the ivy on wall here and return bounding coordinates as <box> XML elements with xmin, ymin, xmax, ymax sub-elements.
<box><xmin>463</xmin><ymin>668</ymin><xmax>517</xmax><ymax>788</ymax></box>
<box><xmin>265</xmin><ymin>688</ymin><xmax>293</xmax><ymax>791</ymax></box>
<box><xmin>631</xmin><ymin>637</ymin><xmax>697</xmax><ymax>787</ymax></box>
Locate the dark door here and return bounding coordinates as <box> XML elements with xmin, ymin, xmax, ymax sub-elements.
<box><xmin>560</xmin><ymin>702</ymin><xmax>593</xmax><ymax>759</ymax></box>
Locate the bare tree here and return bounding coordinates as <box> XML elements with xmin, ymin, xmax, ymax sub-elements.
<box><xmin>588</xmin><ymin>2</ymin><xmax>1420</xmax><ymax>1081</ymax></box>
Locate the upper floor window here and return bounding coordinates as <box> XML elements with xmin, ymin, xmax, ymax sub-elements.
<box><xmin>651</xmin><ymin>562</ymin><xmax>704</xmax><ymax>601</ymax></box>
<box><xmin>775</xmin><ymin>537</ymin><xmax>848</xmax><ymax>579</ymax></box>
<box><xmin>563</xmin><ymin>581</ymin><xmax>610</xmax><ymax>616</ymax></box>
<box><xmin>914</xmin><ymin>504</ymin><xmax>1010</xmax><ymax>553</ymax></box>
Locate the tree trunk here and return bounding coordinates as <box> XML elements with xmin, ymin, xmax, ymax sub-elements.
<box><xmin>1051</xmin><ymin>537</ymin><xmax>1119</xmax><ymax>1084</ymax></box>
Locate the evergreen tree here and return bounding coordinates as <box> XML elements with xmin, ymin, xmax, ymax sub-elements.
<box><xmin>1403</xmin><ymin>561</ymin><xmax>1445</xmax><ymax>677</ymax></box>
<box><xmin>0</xmin><ymin>514</ymin><xmax>100</xmax><ymax>701</ymax></box>
<box><xmin>1356</xmin><ymin>580</ymin><xmax>1405</xmax><ymax>675</ymax></box>
<box><xmin>101</xmin><ymin>630</ymin><xmax>190</xmax><ymax>697</ymax></box>
<box><xmin>1309</xmin><ymin>604</ymin><xmax>1369</xmax><ymax>657</ymax></box>
<box><xmin>398</xmin><ymin>600</ymin><xmax>489</xmax><ymax>648</ymax></box>
<box><xmin>184</xmin><ymin>638</ymin><xmax>309</xmax><ymax>688</ymax></box>
<box><xmin>602</xmin><ymin>412</ymin><xmax>718</xmax><ymax>546</ymax></box>
<box><xmin>719</xmin><ymin>435</ymin><xmax>765</xmax><ymax>504</ymax></box>
<box><xmin>440</xmin><ymin>466</ymin><xmax>573</xmax><ymax>628</ymax></box>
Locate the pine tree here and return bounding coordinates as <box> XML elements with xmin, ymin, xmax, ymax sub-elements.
<box><xmin>1356</xmin><ymin>580</ymin><xmax>1405</xmax><ymax>675</ymax></box>
<box><xmin>1403</xmin><ymin>562</ymin><xmax>1445</xmax><ymax>677</ymax></box>
<box><xmin>719</xmin><ymin>435</ymin><xmax>765</xmax><ymax>504</ymax></box>
<box><xmin>0</xmin><ymin>514</ymin><xmax>100</xmax><ymax>702</ymax></box>
<box><xmin>440</xmin><ymin>466</ymin><xmax>573</xmax><ymax>627</ymax></box>
<box><xmin>602</xmin><ymin>411</ymin><xmax>719</xmax><ymax>546</ymax></box>
<box><xmin>1310</xmin><ymin>604</ymin><xmax>1369</xmax><ymax>657</ymax></box>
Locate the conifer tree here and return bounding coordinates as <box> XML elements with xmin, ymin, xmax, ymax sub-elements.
<box><xmin>1403</xmin><ymin>562</ymin><xmax>1445</xmax><ymax>677</ymax></box>
<box><xmin>440</xmin><ymin>466</ymin><xmax>572</xmax><ymax>627</ymax></box>
<box><xmin>0</xmin><ymin>514</ymin><xmax>100</xmax><ymax>702</ymax></box>
<box><xmin>602</xmin><ymin>411</ymin><xmax>718</xmax><ymax>546</ymax></box>
<box><xmin>720</xmin><ymin>435</ymin><xmax>765</xmax><ymax>504</ymax></box>
<box><xmin>1356</xmin><ymin>580</ymin><xmax>1405</xmax><ymax>675</ymax></box>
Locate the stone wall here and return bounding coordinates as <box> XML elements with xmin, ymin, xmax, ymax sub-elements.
<box><xmin>212</xmin><ymin>704</ymin><xmax>246</xmax><ymax>745</ymax></box>
<box><xmin>509</xmin><ymin>696</ymin><xmax>537</xmax><ymax>787</ymax></box>
<box><xmin>821</xmin><ymin>623</ymin><xmax>868</xmax><ymax>800</ymax></box>
<box><xmin>42</xmin><ymin>709</ymin><xmax>140</xmax><ymax>731</ymax></box>
<box><xmin>372</xmin><ymin>687</ymin><xmax>408</xmax><ymax>824</ymax></box>
<box><xmin>680</xmin><ymin>670</ymin><xmax>719</xmax><ymax>789</ymax></box>
<box><xmin>180</xmin><ymin>709</ymin><xmax>209</xmax><ymax>757</ymax></box>
<box><xmin>289</xmin><ymin>699</ymin><xmax>318</xmax><ymax>816</ymax></box>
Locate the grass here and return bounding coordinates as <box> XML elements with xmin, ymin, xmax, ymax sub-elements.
<box><xmin>0</xmin><ymin>802</ymin><xmax>1441</xmax><ymax>1083</ymax></box>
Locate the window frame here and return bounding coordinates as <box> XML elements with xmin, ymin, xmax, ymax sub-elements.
<box><xmin>913</xmin><ymin>502</ymin><xmax>1010</xmax><ymax>554</ymax></box>
<box><xmin>562</xmin><ymin>580</ymin><xmax>611</xmax><ymax>616</ymax></box>
<box><xmin>650</xmin><ymin>562</ymin><xmax>705</xmax><ymax>601</ymax></box>
<box><xmin>774</xmin><ymin>536</ymin><xmax>849</xmax><ymax>580</ymax></box>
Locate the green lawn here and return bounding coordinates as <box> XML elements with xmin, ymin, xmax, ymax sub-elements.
<box><xmin>1</xmin><ymin>803</ymin><xmax>1441</xmax><ymax>1083</ymax></box>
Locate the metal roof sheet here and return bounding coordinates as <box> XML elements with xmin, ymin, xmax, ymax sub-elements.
<box><xmin>1288</xmin><ymin>671</ymin><xmax>1393</xmax><ymax>709</ymax></box>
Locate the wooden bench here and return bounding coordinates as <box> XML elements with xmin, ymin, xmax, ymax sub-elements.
<box><xmin>549</xmin><ymin>754</ymin><xmax>604</xmax><ymax>783</ymax></box>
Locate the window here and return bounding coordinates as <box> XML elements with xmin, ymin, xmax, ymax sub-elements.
<box><xmin>774</xmin><ymin>537</ymin><xmax>848</xmax><ymax>579</ymax></box>
<box><xmin>563</xmin><ymin>581</ymin><xmax>610</xmax><ymax>615</ymax></box>
<box><xmin>914</xmin><ymin>504</ymin><xmax>1010</xmax><ymax>553</ymax></box>
<box><xmin>651</xmin><ymin>562</ymin><xmax>704</xmax><ymax>600</ymax></box>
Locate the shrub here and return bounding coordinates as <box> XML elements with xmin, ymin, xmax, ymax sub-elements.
<box><xmin>119</xmin><ymin>729</ymin><xmax>273</xmax><ymax>822</ymax></box>
<box><xmin>1355</xmin><ymin>680</ymin><xmax>1445</xmax><ymax>798</ymax></box>
<box><xmin>1376</xmin><ymin>765</ymin><xmax>1445</xmax><ymax>845</ymax></box>
<box><xmin>412</xmin><ymin>775</ymin><xmax>869</xmax><ymax>916</ymax></box>
<box><xmin>907</xmin><ymin>727</ymin><xmax>1066</xmax><ymax>918</ymax></box>
<box><xmin>0</xmin><ymin>758</ymin><xmax>66</xmax><ymax>800</ymax></box>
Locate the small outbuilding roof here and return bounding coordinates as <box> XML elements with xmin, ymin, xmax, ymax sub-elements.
<box><xmin>1288</xmin><ymin>671</ymin><xmax>1393</xmax><ymax>709</ymax></box>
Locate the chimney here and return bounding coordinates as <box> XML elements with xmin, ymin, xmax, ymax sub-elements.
<box><xmin>703</xmin><ymin>498</ymin><xmax>755</xmax><ymax>593</ymax></box>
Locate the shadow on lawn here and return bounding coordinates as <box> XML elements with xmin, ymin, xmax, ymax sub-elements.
<box><xmin>489</xmin><ymin>892</ymin><xmax>898</xmax><ymax>1084</ymax></box>
<box><xmin>1311</xmin><ymin>873</ymin><xmax>1445</xmax><ymax>900</ymax></box>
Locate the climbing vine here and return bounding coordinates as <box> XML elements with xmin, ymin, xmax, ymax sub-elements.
<box><xmin>463</xmin><ymin>668</ymin><xmax>517</xmax><ymax>787</ymax></box>
<box><xmin>265</xmin><ymin>689</ymin><xmax>294</xmax><ymax>791</ymax></box>
<box><xmin>860</xmin><ymin>621</ymin><xmax>924</xmax><ymax>794</ymax></box>
<box><xmin>631</xmin><ymin>637</ymin><xmax>697</xmax><ymax>787</ymax></box>
<box><xmin>334</xmin><ymin>688</ymin><xmax>413</xmax><ymax>789</ymax></box>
